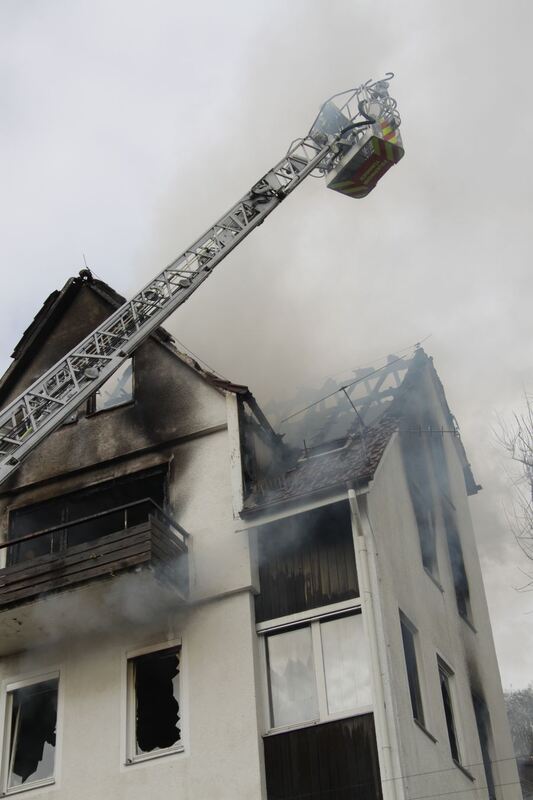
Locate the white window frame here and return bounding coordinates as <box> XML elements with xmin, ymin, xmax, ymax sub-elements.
<box><xmin>90</xmin><ymin>356</ymin><xmax>134</xmax><ymax>414</ymax></box>
<box><xmin>399</xmin><ymin>611</ymin><xmax>426</xmax><ymax>726</ymax></box>
<box><xmin>0</xmin><ymin>671</ymin><xmax>60</xmax><ymax>796</ymax></box>
<box><xmin>436</xmin><ymin>656</ymin><xmax>464</xmax><ymax>766</ymax></box>
<box><xmin>125</xmin><ymin>639</ymin><xmax>184</xmax><ymax>765</ymax></box>
<box><xmin>258</xmin><ymin>599</ymin><xmax>372</xmax><ymax>736</ymax></box>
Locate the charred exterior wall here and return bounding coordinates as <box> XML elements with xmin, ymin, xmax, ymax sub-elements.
<box><xmin>0</xmin><ymin>282</ymin><xmax>267</xmax><ymax>798</ymax></box>
<box><xmin>367</xmin><ymin>394</ymin><xmax>520</xmax><ymax>799</ymax></box>
<box><xmin>0</xmin><ymin>285</ymin><xmax>229</xmax><ymax>495</ymax></box>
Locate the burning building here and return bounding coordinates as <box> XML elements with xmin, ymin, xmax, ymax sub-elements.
<box><xmin>0</xmin><ymin>272</ymin><xmax>520</xmax><ymax>799</ymax></box>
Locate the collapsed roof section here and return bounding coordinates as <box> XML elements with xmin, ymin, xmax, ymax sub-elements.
<box><xmin>272</xmin><ymin>352</ymin><xmax>412</xmax><ymax>450</ymax></box>
<box><xmin>242</xmin><ymin>348</ymin><xmax>479</xmax><ymax>515</ymax></box>
<box><xmin>0</xmin><ymin>274</ymin><xmax>478</xmax><ymax>512</ymax></box>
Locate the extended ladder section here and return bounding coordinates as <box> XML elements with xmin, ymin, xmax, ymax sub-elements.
<box><xmin>0</xmin><ymin>75</ymin><xmax>403</xmax><ymax>486</ymax></box>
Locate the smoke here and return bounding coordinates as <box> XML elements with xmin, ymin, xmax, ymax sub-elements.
<box><xmin>1</xmin><ymin>0</ymin><xmax>532</xmax><ymax>684</ymax></box>
<box><xmin>19</xmin><ymin>566</ymin><xmax>188</xmax><ymax>651</ymax></box>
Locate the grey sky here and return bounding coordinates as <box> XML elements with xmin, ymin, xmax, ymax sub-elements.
<box><xmin>1</xmin><ymin>0</ymin><xmax>532</xmax><ymax>688</ymax></box>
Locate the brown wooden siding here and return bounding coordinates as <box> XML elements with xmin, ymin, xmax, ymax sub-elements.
<box><xmin>0</xmin><ymin>515</ymin><xmax>187</xmax><ymax>610</ymax></box>
<box><xmin>7</xmin><ymin>466</ymin><xmax>166</xmax><ymax>565</ymax></box>
<box><xmin>263</xmin><ymin>714</ymin><xmax>382</xmax><ymax>800</ymax></box>
<box><xmin>255</xmin><ymin>501</ymin><xmax>358</xmax><ymax>623</ymax></box>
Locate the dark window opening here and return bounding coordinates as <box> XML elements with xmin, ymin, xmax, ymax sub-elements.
<box><xmin>472</xmin><ymin>692</ymin><xmax>496</xmax><ymax>800</ymax></box>
<box><xmin>131</xmin><ymin>646</ymin><xmax>181</xmax><ymax>756</ymax></box>
<box><xmin>7</xmin><ymin>466</ymin><xmax>166</xmax><ymax>565</ymax></box>
<box><xmin>6</xmin><ymin>679</ymin><xmax>58</xmax><ymax>790</ymax></box>
<box><xmin>443</xmin><ymin>504</ymin><xmax>471</xmax><ymax>620</ymax></box>
<box><xmin>429</xmin><ymin>434</ymin><xmax>472</xmax><ymax>621</ymax></box>
<box><xmin>401</xmin><ymin>435</ymin><xmax>437</xmax><ymax>576</ymax></box>
<box><xmin>400</xmin><ymin>614</ymin><xmax>424</xmax><ymax>726</ymax></box>
<box><xmin>438</xmin><ymin>660</ymin><xmax>460</xmax><ymax>763</ymax></box>
<box><xmin>263</xmin><ymin>714</ymin><xmax>383</xmax><ymax>800</ymax></box>
<box><xmin>255</xmin><ymin>501</ymin><xmax>358</xmax><ymax>623</ymax></box>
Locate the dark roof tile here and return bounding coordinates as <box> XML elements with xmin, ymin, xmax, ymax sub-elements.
<box><xmin>243</xmin><ymin>415</ymin><xmax>398</xmax><ymax>513</ymax></box>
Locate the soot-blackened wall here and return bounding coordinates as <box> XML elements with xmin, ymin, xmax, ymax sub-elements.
<box><xmin>254</xmin><ymin>501</ymin><xmax>358</xmax><ymax>623</ymax></box>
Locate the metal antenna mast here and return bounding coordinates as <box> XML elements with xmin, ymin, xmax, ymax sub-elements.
<box><xmin>0</xmin><ymin>75</ymin><xmax>403</xmax><ymax>486</ymax></box>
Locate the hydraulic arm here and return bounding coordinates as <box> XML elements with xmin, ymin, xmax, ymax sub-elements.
<box><xmin>0</xmin><ymin>74</ymin><xmax>403</xmax><ymax>486</ymax></box>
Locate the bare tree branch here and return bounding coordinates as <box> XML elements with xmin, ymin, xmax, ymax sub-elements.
<box><xmin>496</xmin><ymin>393</ymin><xmax>533</xmax><ymax>560</ymax></box>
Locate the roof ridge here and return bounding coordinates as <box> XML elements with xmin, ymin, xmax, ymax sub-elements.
<box><xmin>0</xmin><ymin>273</ymin><xmax>248</xmax><ymax>405</ymax></box>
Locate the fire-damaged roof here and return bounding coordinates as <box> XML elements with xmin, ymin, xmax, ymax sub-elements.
<box><xmin>0</xmin><ymin>274</ymin><xmax>479</xmax><ymax>511</ymax></box>
<box><xmin>242</xmin><ymin>348</ymin><xmax>479</xmax><ymax>515</ymax></box>
<box><xmin>0</xmin><ymin>271</ymin><xmax>251</xmax><ymax>405</ymax></box>
<box><xmin>243</xmin><ymin>415</ymin><xmax>399</xmax><ymax>513</ymax></box>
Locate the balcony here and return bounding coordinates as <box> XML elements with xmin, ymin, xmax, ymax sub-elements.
<box><xmin>0</xmin><ymin>499</ymin><xmax>189</xmax><ymax>614</ymax></box>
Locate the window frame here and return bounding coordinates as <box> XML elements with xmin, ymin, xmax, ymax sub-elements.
<box><xmin>427</xmin><ymin>431</ymin><xmax>474</xmax><ymax>625</ymax></box>
<box><xmin>0</xmin><ymin>671</ymin><xmax>60</xmax><ymax>796</ymax></box>
<box><xmin>441</xmin><ymin>495</ymin><xmax>473</xmax><ymax>625</ymax></box>
<box><xmin>399</xmin><ymin>611</ymin><xmax>426</xmax><ymax>729</ymax></box>
<box><xmin>86</xmin><ymin>356</ymin><xmax>135</xmax><ymax>416</ymax></box>
<box><xmin>125</xmin><ymin>639</ymin><xmax>184</xmax><ymax>765</ymax></box>
<box><xmin>258</xmin><ymin>600</ymin><xmax>373</xmax><ymax>736</ymax></box>
<box><xmin>437</xmin><ymin>656</ymin><xmax>463</xmax><ymax>766</ymax></box>
<box><xmin>5</xmin><ymin>464</ymin><xmax>168</xmax><ymax>568</ymax></box>
<box><xmin>401</xmin><ymin>434</ymin><xmax>440</xmax><ymax>581</ymax></box>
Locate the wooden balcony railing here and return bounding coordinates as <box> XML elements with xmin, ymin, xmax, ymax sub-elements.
<box><xmin>0</xmin><ymin>499</ymin><xmax>188</xmax><ymax>610</ymax></box>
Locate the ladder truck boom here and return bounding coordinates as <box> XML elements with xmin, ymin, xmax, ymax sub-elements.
<box><xmin>0</xmin><ymin>74</ymin><xmax>404</xmax><ymax>486</ymax></box>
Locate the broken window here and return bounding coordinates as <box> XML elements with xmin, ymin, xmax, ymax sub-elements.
<box><xmin>7</xmin><ymin>466</ymin><xmax>166</xmax><ymax>565</ymax></box>
<box><xmin>3</xmin><ymin>677</ymin><xmax>58</xmax><ymax>793</ymax></box>
<box><xmin>399</xmin><ymin>612</ymin><xmax>425</xmax><ymax>726</ymax></box>
<box><xmin>87</xmin><ymin>358</ymin><xmax>133</xmax><ymax>414</ymax></box>
<box><xmin>127</xmin><ymin>645</ymin><xmax>182</xmax><ymax>762</ymax></box>
<box><xmin>263</xmin><ymin>612</ymin><xmax>371</xmax><ymax>731</ymax></box>
<box><xmin>400</xmin><ymin>434</ymin><xmax>438</xmax><ymax>577</ymax></box>
<box><xmin>438</xmin><ymin>658</ymin><xmax>461</xmax><ymax>763</ymax></box>
<box><xmin>255</xmin><ymin>501</ymin><xmax>358</xmax><ymax>623</ymax></box>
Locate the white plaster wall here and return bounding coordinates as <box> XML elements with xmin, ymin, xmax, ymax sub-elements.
<box><xmin>166</xmin><ymin>428</ymin><xmax>253</xmax><ymax>602</ymax></box>
<box><xmin>366</xmin><ymin>433</ymin><xmax>521</xmax><ymax>800</ymax></box>
<box><xmin>0</xmin><ymin>591</ymin><xmax>264</xmax><ymax>800</ymax></box>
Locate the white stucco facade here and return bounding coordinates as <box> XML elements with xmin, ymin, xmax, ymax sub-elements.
<box><xmin>362</xmin><ymin>406</ymin><xmax>520</xmax><ymax>798</ymax></box>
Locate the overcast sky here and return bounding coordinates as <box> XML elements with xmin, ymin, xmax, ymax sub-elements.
<box><xmin>1</xmin><ymin>0</ymin><xmax>532</xmax><ymax>689</ymax></box>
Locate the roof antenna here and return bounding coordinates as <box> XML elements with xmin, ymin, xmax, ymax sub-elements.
<box><xmin>79</xmin><ymin>254</ymin><xmax>93</xmax><ymax>282</ymax></box>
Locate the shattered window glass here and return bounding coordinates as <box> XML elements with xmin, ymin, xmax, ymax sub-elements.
<box><xmin>6</xmin><ymin>678</ymin><xmax>58</xmax><ymax>791</ymax></box>
<box><xmin>94</xmin><ymin>358</ymin><xmax>133</xmax><ymax>412</ymax></box>
<box><xmin>130</xmin><ymin>646</ymin><xmax>181</xmax><ymax>758</ymax></box>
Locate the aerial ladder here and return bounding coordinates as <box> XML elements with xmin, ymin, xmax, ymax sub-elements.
<box><xmin>0</xmin><ymin>74</ymin><xmax>404</xmax><ymax>487</ymax></box>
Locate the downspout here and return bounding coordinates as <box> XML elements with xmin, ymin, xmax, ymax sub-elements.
<box><xmin>348</xmin><ymin>487</ymin><xmax>404</xmax><ymax>800</ymax></box>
